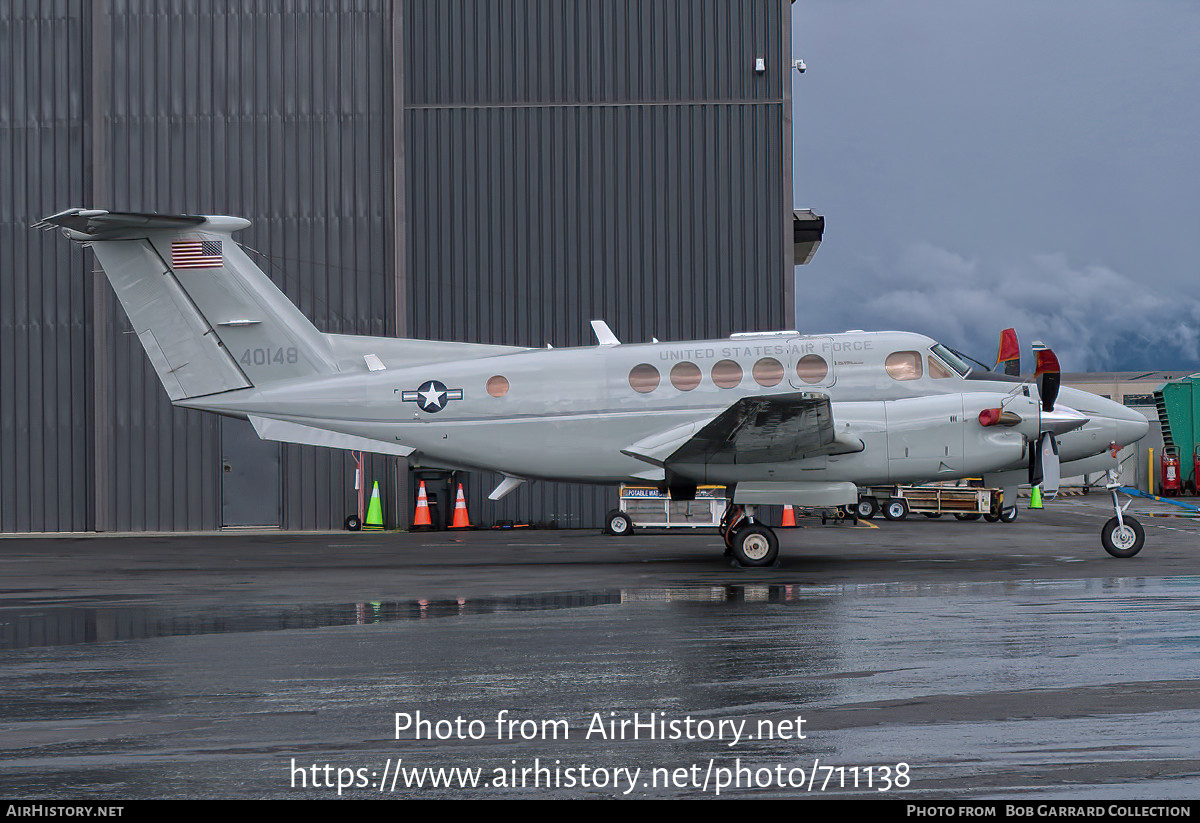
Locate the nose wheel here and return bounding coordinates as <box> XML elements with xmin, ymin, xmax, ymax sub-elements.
<box><xmin>1101</xmin><ymin>516</ymin><xmax>1144</xmax><ymax>558</ymax></box>
<box><xmin>1102</xmin><ymin>478</ymin><xmax>1145</xmax><ymax>558</ymax></box>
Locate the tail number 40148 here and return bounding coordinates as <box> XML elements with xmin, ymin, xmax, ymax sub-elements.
<box><xmin>241</xmin><ymin>347</ymin><xmax>299</xmax><ymax>367</ymax></box>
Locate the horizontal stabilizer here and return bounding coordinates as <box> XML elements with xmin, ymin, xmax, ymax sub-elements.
<box><xmin>34</xmin><ymin>209</ymin><xmax>209</xmax><ymax>238</ymax></box>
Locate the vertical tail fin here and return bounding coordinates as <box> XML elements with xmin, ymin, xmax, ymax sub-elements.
<box><xmin>36</xmin><ymin>209</ymin><xmax>336</xmax><ymax>399</ymax></box>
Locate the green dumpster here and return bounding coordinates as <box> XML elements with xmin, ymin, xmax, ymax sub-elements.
<box><xmin>1156</xmin><ymin>376</ymin><xmax>1200</xmax><ymax>491</ymax></box>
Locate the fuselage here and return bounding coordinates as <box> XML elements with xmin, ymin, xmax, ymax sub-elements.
<box><xmin>184</xmin><ymin>329</ymin><xmax>1150</xmax><ymax>489</ymax></box>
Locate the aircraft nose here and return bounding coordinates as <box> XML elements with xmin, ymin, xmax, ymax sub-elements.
<box><xmin>1112</xmin><ymin>404</ymin><xmax>1150</xmax><ymax>447</ymax></box>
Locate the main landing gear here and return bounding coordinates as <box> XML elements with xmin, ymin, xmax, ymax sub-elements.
<box><xmin>720</xmin><ymin>504</ymin><xmax>780</xmax><ymax>567</ymax></box>
<box><xmin>603</xmin><ymin>510</ymin><xmax>633</xmax><ymax>536</ymax></box>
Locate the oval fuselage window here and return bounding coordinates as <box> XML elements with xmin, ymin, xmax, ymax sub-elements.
<box><xmin>486</xmin><ymin>375</ymin><xmax>510</xmax><ymax>397</ymax></box>
<box><xmin>711</xmin><ymin>359</ymin><xmax>743</xmax><ymax>389</ymax></box>
<box><xmin>628</xmin><ymin>363</ymin><xmax>661</xmax><ymax>393</ymax></box>
<box><xmin>753</xmin><ymin>357</ymin><xmax>784</xmax><ymax>387</ymax></box>
<box><xmin>670</xmin><ymin>362</ymin><xmax>702</xmax><ymax>391</ymax></box>
<box><xmin>795</xmin><ymin>354</ymin><xmax>828</xmax><ymax>384</ymax></box>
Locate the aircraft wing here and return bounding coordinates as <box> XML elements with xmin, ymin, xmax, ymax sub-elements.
<box><xmin>661</xmin><ymin>392</ymin><xmax>862</xmax><ymax>466</ymax></box>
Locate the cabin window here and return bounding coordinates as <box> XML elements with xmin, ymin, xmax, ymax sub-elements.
<box><xmin>795</xmin><ymin>354</ymin><xmax>828</xmax><ymax>384</ymax></box>
<box><xmin>928</xmin><ymin>356</ymin><xmax>953</xmax><ymax>379</ymax></box>
<box><xmin>486</xmin><ymin>375</ymin><xmax>510</xmax><ymax>397</ymax></box>
<box><xmin>670</xmin><ymin>362</ymin><xmax>702</xmax><ymax>391</ymax></box>
<box><xmin>753</xmin><ymin>357</ymin><xmax>784</xmax><ymax>387</ymax></box>
<box><xmin>886</xmin><ymin>351</ymin><xmax>923</xmax><ymax>381</ymax></box>
<box><xmin>711</xmin><ymin>359</ymin><xmax>743</xmax><ymax>389</ymax></box>
<box><xmin>628</xmin><ymin>363</ymin><xmax>661</xmax><ymax>393</ymax></box>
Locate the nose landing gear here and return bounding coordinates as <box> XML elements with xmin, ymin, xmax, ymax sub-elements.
<box><xmin>1101</xmin><ymin>481</ymin><xmax>1145</xmax><ymax>558</ymax></box>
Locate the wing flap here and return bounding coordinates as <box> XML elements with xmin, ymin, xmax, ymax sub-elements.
<box><xmin>667</xmin><ymin>392</ymin><xmax>860</xmax><ymax>466</ymax></box>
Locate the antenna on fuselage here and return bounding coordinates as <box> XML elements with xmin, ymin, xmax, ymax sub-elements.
<box><xmin>590</xmin><ymin>320</ymin><xmax>621</xmax><ymax>347</ymax></box>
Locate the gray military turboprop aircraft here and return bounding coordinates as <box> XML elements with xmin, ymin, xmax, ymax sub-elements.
<box><xmin>37</xmin><ymin>209</ymin><xmax>1151</xmax><ymax>565</ymax></box>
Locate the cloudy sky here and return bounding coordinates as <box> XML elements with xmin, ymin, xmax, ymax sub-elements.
<box><xmin>791</xmin><ymin>1</ymin><xmax>1200</xmax><ymax>372</ymax></box>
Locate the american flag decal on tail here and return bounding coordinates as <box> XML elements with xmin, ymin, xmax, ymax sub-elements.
<box><xmin>171</xmin><ymin>239</ymin><xmax>223</xmax><ymax>269</ymax></box>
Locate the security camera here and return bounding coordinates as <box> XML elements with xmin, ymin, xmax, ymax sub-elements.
<box><xmin>792</xmin><ymin>59</ymin><xmax>807</xmax><ymax>73</ymax></box>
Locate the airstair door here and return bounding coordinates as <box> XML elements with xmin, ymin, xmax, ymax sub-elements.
<box><xmin>788</xmin><ymin>337</ymin><xmax>836</xmax><ymax>390</ymax></box>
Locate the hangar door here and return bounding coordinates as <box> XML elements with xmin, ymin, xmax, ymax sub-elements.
<box><xmin>220</xmin><ymin>417</ymin><xmax>282</xmax><ymax>528</ymax></box>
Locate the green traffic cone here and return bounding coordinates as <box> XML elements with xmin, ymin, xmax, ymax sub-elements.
<box><xmin>1029</xmin><ymin>485</ymin><xmax>1043</xmax><ymax>510</ymax></box>
<box><xmin>364</xmin><ymin>481</ymin><xmax>384</xmax><ymax>530</ymax></box>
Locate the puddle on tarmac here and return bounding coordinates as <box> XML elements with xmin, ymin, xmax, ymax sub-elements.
<box><xmin>0</xmin><ymin>590</ymin><xmax>629</xmax><ymax>651</ymax></box>
<box><xmin>0</xmin><ymin>585</ymin><xmax>837</xmax><ymax>650</ymax></box>
<box><xmin>3</xmin><ymin>578</ymin><xmax>1198</xmax><ymax>651</ymax></box>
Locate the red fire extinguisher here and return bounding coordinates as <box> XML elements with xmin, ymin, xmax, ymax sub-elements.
<box><xmin>1161</xmin><ymin>452</ymin><xmax>1181</xmax><ymax>497</ymax></box>
<box><xmin>1192</xmin><ymin>446</ymin><xmax>1200</xmax><ymax>496</ymax></box>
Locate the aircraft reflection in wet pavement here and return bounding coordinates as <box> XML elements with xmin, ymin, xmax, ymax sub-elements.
<box><xmin>0</xmin><ymin>588</ymin><xmax>813</xmax><ymax>650</ymax></box>
<box><xmin>7</xmin><ymin>580</ymin><xmax>1172</xmax><ymax>651</ymax></box>
<box><xmin>37</xmin><ymin>209</ymin><xmax>1149</xmax><ymax>565</ymax></box>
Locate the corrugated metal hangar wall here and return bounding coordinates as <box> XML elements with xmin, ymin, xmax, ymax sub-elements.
<box><xmin>0</xmin><ymin>0</ymin><xmax>795</xmax><ymax>533</ymax></box>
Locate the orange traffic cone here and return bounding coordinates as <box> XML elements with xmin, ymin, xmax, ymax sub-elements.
<box><xmin>781</xmin><ymin>505</ymin><xmax>797</xmax><ymax>527</ymax></box>
<box><xmin>412</xmin><ymin>480</ymin><xmax>432</xmax><ymax>530</ymax></box>
<box><xmin>449</xmin><ymin>484</ymin><xmax>472</xmax><ymax>529</ymax></box>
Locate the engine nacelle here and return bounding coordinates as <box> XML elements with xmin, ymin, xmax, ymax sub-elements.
<box><xmin>885</xmin><ymin>393</ymin><xmax>1026</xmax><ymax>482</ymax></box>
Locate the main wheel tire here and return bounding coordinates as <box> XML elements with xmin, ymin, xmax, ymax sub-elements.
<box><xmin>730</xmin><ymin>524</ymin><xmax>779</xmax><ymax>567</ymax></box>
<box><xmin>604</xmin><ymin>510</ymin><xmax>633</xmax><ymax>536</ymax></box>
<box><xmin>1101</xmin><ymin>516</ymin><xmax>1144</xmax><ymax>558</ymax></box>
<box><xmin>344</xmin><ymin>514</ymin><xmax>362</xmax><ymax>531</ymax></box>
<box><xmin>998</xmin><ymin>506</ymin><xmax>1019</xmax><ymax>523</ymax></box>
<box><xmin>882</xmin><ymin>499</ymin><xmax>909</xmax><ymax>521</ymax></box>
<box><xmin>956</xmin><ymin>512</ymin><xmax>982</xmax><ymax>521</ymax></box>
<box><xmin>856</xmin><ymin>497</ymin><xmax>879</xmax><ymax>519</ymax></box>
<box><xmin>983</xmin><ymin>513</ymin><xmax>1000</xmax><ymax>523</ymax></box>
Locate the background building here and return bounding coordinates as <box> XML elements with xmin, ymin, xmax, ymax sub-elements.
<box><xmin>1061</xmin><ymin>372</ymin><xmax>1198</xmax><ymax>494</ymax></box>
<box><xmin>1</xmin><ymin>0</ymin><xmax>801</xmax><ymax>532</ymax></box>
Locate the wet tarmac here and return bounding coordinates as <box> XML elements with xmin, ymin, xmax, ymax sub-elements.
<box><xmin>0</xmin><ymin>499</ymin><xmax>1197</xmax><ymax>799</ymax></box>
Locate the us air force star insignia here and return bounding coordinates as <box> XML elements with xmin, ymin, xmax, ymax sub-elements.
<box><xmin>399</xmin><ymin>380</ymin><xmax>463</xmax><ymax>413</ymax></box>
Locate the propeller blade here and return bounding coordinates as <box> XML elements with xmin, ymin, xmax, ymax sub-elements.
<box><xmin>995</xmin><ymin>327</ymin><xmax>1020</xmax><ymax>376</ymax></box>
<box><xmin>1036</xmin><ymin>432</ymin><xmax>1060</xmax><ymax>499</ymax></box>
<box><xmin>1029</xmin><ymin>434</ymin><xmax>1042</xmax><ymax>487</ymax></box>
<box><xmin>1031</xmin><ymin>341</ymin><xmax>1061</xmax><ymax>412</ymax></box>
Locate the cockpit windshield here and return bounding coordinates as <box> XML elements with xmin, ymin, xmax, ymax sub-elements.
<box><xmin>930</xmin><ymin>344</ymin><xmax>971</xmax><ymax>377</ymax></box>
